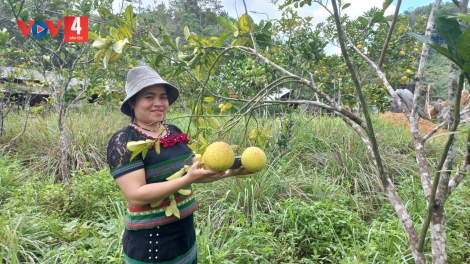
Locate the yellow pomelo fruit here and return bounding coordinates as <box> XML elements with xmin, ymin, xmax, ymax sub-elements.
<box><xmin>356</xmin><ymin>44</ymin><xmax>363</xmax><ymax>50</ymax></box>
<box><xmin>241</xmin><ymin>147</ymin><xmax>267</xmax><ymax>173</ymax></box>
<box><xmin>399</xmin><ymin>50</ymin><xmax>406</xmax><ymax>57</ymax></box>
<box><xmin>202</xmin><ymin>141</ymin><xmax>235</xmax><ymax>171</ymax></box>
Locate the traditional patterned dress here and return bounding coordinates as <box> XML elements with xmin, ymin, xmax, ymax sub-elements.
<box><xmin>107</xmin><ymin>123</ymin><xmax>197</xmax><ymax>264</ymax></box>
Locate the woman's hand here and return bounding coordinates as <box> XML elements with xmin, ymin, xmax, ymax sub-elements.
<box><xmin>224</xmin><ymin>166</ymin><xmax>251</xmax><ymax>177</ymax></box>
<box><xmin>186</xmin><ymin>162</ymin><xmax>252</xmax><ymax>183</ymax></box>
<box><xmin>186</xmin><ymin>162</ymin><xmax>227</xmax><ymax>183</ymax></box>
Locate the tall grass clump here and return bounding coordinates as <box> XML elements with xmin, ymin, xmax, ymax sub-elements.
<box><xmin>0</xmin><ymin>155</ymin><xmax>29</xmax><ymax>203</ymax></box>
<box><xmin>0</xmin><ymin>164</ymin><xmax>126</xmax><ymax>263</ymax></box>
<box><xmin>0</xmin><ymin>104</ymin><xmax>128</xmax><ymax>178</ymax></box>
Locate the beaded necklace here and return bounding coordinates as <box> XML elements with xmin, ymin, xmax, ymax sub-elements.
<box><xmin>131</xmin><ymin>122</ymin><xmax>167</xmax><ymax>139</ymax></box>
<box><xmin>132</xmin><ymin>121</ymin><xmax>165</xmax><ymax>133</ymax></box>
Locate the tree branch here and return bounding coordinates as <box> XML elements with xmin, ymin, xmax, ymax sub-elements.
<box><xmin>235</xmin><ymin>46</ymin><xmax>367</xmax><ymax>129</ymax></box>
<box><xmin>377</xmin><ymin>0</ymin><xmax>402</xmax><ymax>69</ymax></box>
<box><xmin>446</xmin><ymin>131</ymin><xmax>470</xmax><ymax>197</ymax></box>
<box><xmin>241</xmin><ymin>0</ymin><xmax>258</xmax><ymax>53</ymax></box>
<box><xmin>332</xmin><ymin>0</ymin><xmax>390</xmax><ymax>187</ymax></box>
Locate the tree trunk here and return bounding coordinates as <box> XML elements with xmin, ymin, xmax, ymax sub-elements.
<box><xmin>385</xmin><ymin>180</ymin><xmax>427</xmax><ymax>263</ymax></box>
<box><xmin>0</xmin><ymin>108</ymin><xmax>4</xmax><ymax>138</ymax></box>
<box><xmin>431</xmin><ymin>1</ymin><xmax>468</xmax><ymax>261</ymax></box>
<box><xmin>431</xmin><ymin>206</ymin><xmax>447</xmax><ymax>263</ymax></box>
<box><xmin>57</xmin><ymin>103</ymin><xmax>70</xmax><ymax>188</ymax></box>
<box><xmin>411</xmin><ymin>0</ymin><xmax>442</xmax><ymax>202</ymax></box>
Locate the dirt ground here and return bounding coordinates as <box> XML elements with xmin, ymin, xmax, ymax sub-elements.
<box><xmin>378</xmin><ymin>112</ymin><xmax>447</xmax><ymax>135</ymax></box>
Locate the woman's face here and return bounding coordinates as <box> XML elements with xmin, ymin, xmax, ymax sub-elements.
<box><xmin>131</xmin><ymin>85</ymin><xmax>169</xmax><ymax>124</ymax></box>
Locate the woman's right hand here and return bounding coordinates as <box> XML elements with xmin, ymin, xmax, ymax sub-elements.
<box><xmin>186</xmin><ymin>161</ymin><xmax>228</xmax><ymax>183</ymax></box>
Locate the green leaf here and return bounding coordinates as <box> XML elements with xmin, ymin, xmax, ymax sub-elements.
<box><xmin>219</xmin><ymin>31</ymin><xmax>232</xmax><ymax>41</ymax></box>
<box><xmin>171</xmin><ymin>201</ymin><xmax>180</xmax><ymax>218</ymax></box>
<box><xmin>357</xmin><ymin>16</ymin><xmax>368</xmax><ymax>26</ymax></box>
<box><xmin>88</xmin><ymin>31</ymin><xmax>99</xmax><ymax>41</ymax></box>
<box><xmin>256</xmin><ymin>33</ymin><xmax>271</xmax><ymax>47</ymax></box>
<box><xmin>127</xmin><ymin>140</ymin><xmax>153</xmax><ymax>151</ymax></box>
<box><xmin>94</xmin><ymin>49</ymin><xmax>104</xmax><ymax>61</ymax></box>
<box><xmin>198</xmin><ymin>117</ymin><xmax>207</xmax><ymax>128</ymax></box>
<box><xmin>463</xmin><ymin>64</ymin><xmax>470</xmax><ymax>74</ymax></box>
<box><xmin>207</xmin><ymin>116</ymin><xmax>221</xmax><ymax>129</ymax></box>
<box><xmin>155</xmin><ymin>138</ymin><xmax>161</xmax><ymax>154</ymax></box>
<box><xmin>370</xmin><ymin>11</ymin><xmax>385</xmax><ymax>25</ymax></box>
<box><xmin>150</xmin><ymin>199</ymin><xmax>164</xmax><ymax>208</ymax></box>
<box><xmin>209</xmin><ymin>36</ymin><xmax>224</xmax><ymax>47</ymax></box>
<box><xmin>113</xmin><ymin>38</ymin><xmax>129</xmax><ymax>53</ymax></box>
<box><xmin>165</xmin><ymin>194</ymin><xmax>180</xmax><ymax>217</ymax></box>
<box><xmin>92</xmin><ymin>37</ymin><xmax>110</xmax><ymax>49</ymax></box>
<box><xmin>184</xmin><ymin>26</ymin><xmax>190</xmax><ymax>41</ymax></box>
<box><xmin>178</xmin><ymin>189</ymin><xmax>191</xmax><ymax>195</ymax></box>
<box><xmin>198</xmin><ymin>133</ymin><xmax>208</xmax><ymax>146</ymax></box>
<box><xmin>203</xmin><ymin>96</ymin><xmax>215</xmax><ymax>102</ymax></box>
<box><xmin>456</xmin><ymin>27</ymin><xmax>470</xmax><ymax>62</ymax></box>
<box><xmin>109</xmin><ymin>27</ymin><xmax>122</xmax><ymax>40</ymax></box>
<box><xmin>142</xmin><ymin>145</ymin><xmax>149</xmax><ymax>159</ymax></box>
<box><xmin>63</xmin><ymin>219</ymin><xmax>79</xmax><ymax>232</ymax></box>
<box><xmin>187</xmin><ymin>53</ymin><xmax>201</xmax><ymax>68</ymax></box>
<box><xmin>383</xmin><ymin>0</ymin><xmax>393</xmax><ymax>10</ymax></box>
<box><xmin>124</xmin><ymin>5</ymin><xmax>133</xmax><ymax>22</ymax></box>
<box><xmin>103</xmin><ymin>46</ymin><xmax>113</xmax><ymax>68</ymax></box>
<box><xmin>129</xmin><ymin>150</ymin><xmax>140</xmax><ymax>161</ymax></box>
<box><xmin>434</xmin><ymin>10</ymin><xmax>463</xmax><ymax>62</ymax></box>
<box><xmin>238</xmin><ymin>14</ymin><xmax>250</xmax><ymax>35</ymax></box>
<box><xmin>166</xmin><ymin>168</ymin><xmax>186</xmax><ymax>180</ymax></box>
<box><xmin>165</xmin><ymin>204</ymin><xmax>173</xmax><ymax>216</ymax></box>
<box><xmin>410</xmin><ymin>32</ymin><xmax>464</xmax><ymax>68</ymax></box>
<box><xmin>231</xmin><ymin>37</ymin><xmax>250</xmax><ymax>46</ymax></box>
<box><xmin>341</xmin><ymin>3</ymin><xmax>351</xmax><ymax>10</ymax></box>
<box><xmin>117</xmin><ymin>24</ymin><xmax>133</xmax><ymax>40</ymax></box>
<box><xmin>217</xmin><ymin>16</ymin><xmax>239</xmax><ymax>35</ymax></box>
<box><xmin>175</xmin><ymin>36</ymin><xmax>180</xmax><ymax>49</ymax></box>
<box><xmin>142</xmin><ymin>42</ymin><xmax>158</xmax><ymax>54</ymax></box>
<box><xmin>454</xmin><ymin>13</ymin><xmax>470</xmax><ymax>24</ymax></box>
<box><xmin>162</xmin><ymin>34</ymin><xmax>177</xmax><ymax>50</ymax></box>
<box><xmin>148</xmin><ymin>32</ymin><xmax>163</xmax><ymax>51</ymax></box>
<box><xmin>108</xmin><ymin>51</ymin><xmax>123</xmax><ymax>63</ymax></box>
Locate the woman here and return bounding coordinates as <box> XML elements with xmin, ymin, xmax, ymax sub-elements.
<box><xmin>107</xmin><ymin>66</ymin><xmax>249</xmax><ymax>264</ymax></box>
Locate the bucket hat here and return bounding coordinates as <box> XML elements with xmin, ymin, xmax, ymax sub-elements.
<box><xmin>120</xmin><ymin>66</ymin><xmax>180</xmax><ymax>116</ymax></box>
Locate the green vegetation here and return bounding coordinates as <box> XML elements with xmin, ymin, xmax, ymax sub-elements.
<box><xmin>1</xmin><ymin>107</ymin><xmax>469</xmax><ymax>263</ymax></box>
<box><xmin>1</xmin><ymin>0</ymin><xmax>470</xmax><ymax>262</ymax></box>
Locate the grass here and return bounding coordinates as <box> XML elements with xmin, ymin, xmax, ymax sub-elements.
<box><xmin>0</xmin><ymin>104</ymin><xmax>469</xmax><ymax>263</ymax></box>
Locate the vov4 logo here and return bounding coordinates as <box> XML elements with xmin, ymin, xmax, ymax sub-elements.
<box><xmin>16</xmin><ymin>16</ymin><xmax>88</xmax><ymax>42</ymax></box>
